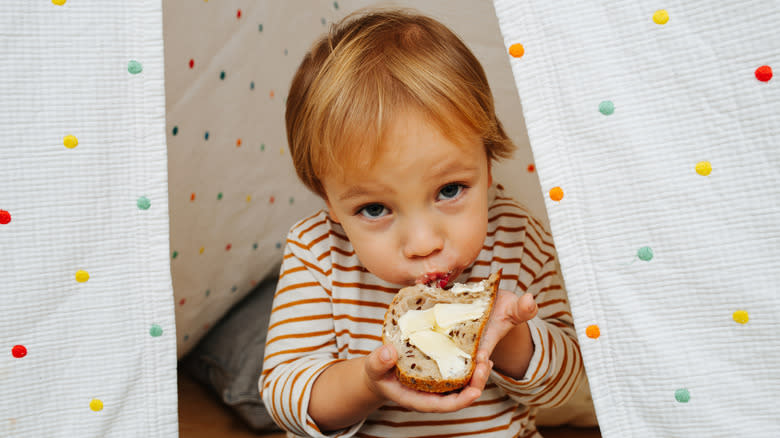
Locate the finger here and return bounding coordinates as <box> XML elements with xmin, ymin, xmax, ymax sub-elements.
<box><xmin>478</xmin><ymin>322</ymin><xmax>504</xmax><ymax>363</ymax></box>
<box><xmin>468</xmin><ymin>359</ymin><xmax>492</xmax><ymax>391</ymax></box>
<box><xmin>522</xmin><ymin>293</ymin><xmax>538</xmax><ymax>316</ymax></box>
<box><xmin>364</xmin><ymin>344</ymin><xmax>397</xmax><ymax>380</ymax></box>
<box><xmin>391</xmin><ymin>378</ymin><xmax>484</xmax><ymax>413</ymax></box>
<box><xmin>423</xmin><ymin>387</ymin><xmax>481</xmax><ymax>413</ymax></box>
<box><xmin>415</xmin><ymin>362</ymin><xmax>492</xmax><ymax>413</ymax></box>
<box><xmin>510</xmin><ymin>293</ymin><xmax>538</xmax><ymax>323</ymax></box>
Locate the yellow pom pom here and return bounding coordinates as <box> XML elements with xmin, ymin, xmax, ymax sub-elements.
<box><xmin>63</xmin><ymin>135</ymin><xmax>78</xmax><ymax>149</ymax></box>
<box><xmin>695</xmin><ymin>161</ymin><xmax>712</xmax><ymax>176</ymax></box>
<box><xmin>732</xmin><ymin>310</ymin><xmax>749</xmax><ymax>324</ymax></box>
<box><xmin>653</xmin><ymin>10</ymin><xmax>669</xmax><ymax>25</ymax></box>
<box><xmin>89</xmin><ymin>399</ymin><xmax>103</xmax><ymax>412</ymax></box>
<box><xmin>75</xmin><ymin>270</ymin><xmax>90</xmax><ymax>283</ymax></box>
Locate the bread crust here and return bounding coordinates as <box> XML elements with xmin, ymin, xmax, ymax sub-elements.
<box><xmin>382</xmin><ymin>270</ymin><xmax>501</xmax><ymax>393</ymax></box>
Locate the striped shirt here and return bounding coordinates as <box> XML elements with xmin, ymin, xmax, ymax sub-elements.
<box><xmin>260</xmin><ymin>185</ymin><xmax>583</xmax><ymax>438</ymax></box>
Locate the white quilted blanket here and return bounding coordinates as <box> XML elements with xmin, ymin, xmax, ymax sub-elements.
<box><xmin>0</xmin><ymin>1</ymin><xmax>177</xmax><ymax>437</ymax></box>
<box><xmin>493</xmin><ymin>1</ymin><xmax>780</xmax><ymax>436</ymax></box>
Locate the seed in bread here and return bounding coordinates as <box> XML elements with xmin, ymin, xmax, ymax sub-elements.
<box><xmin>382</xmin><ymin>270</ymin><xmax>501</xmax><ymax>393</ymax></box>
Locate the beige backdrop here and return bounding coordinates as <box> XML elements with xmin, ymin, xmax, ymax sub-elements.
<box><xmin>163</xmin><ymin>0</ymin><xmax>594</xmax><ymax>426</ymax></box>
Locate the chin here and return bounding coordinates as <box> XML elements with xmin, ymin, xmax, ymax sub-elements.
<box><xmin>367</xmin><ymin>269</ymin><xmax>414</xmax><ymax>287</ymax></box>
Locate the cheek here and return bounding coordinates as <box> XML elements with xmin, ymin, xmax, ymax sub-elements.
<box><xmin>352</xmin><ymin>240</ymin><xmax>381</xmax><ymax>269</ymax></box>
<box><xmin>343</xmin><ymin>225</ymin><xmax>399</xmax><ymax>277</ymax></box>
<box><xmin>464</xmin><ymin>219</ymin><xmax>488</xmax><ymax>256</ymax></box>
<box><xmin>454</xmin><ymin>201</ymin><xmax>489</xmax><ymax>258</ymax></box>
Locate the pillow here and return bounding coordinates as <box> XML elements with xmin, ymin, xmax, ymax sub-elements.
<box><xmin>180</xmin><ymin>274</ymin><xmax>281</xmax><ymax>432</ymax></box>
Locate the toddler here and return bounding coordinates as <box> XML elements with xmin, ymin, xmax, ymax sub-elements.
<box><xmin>260</xmin><ymin>9</ymin><xmax>583</xmax><ymax>438</ymax></box>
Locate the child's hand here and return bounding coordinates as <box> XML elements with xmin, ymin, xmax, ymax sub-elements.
<box><xmin>476</xmin><ymin>289</ymin><xmax>538</xmax><ymax>374</ymax></box>
<box><xmin>362</xmin><ymin>344</ymin><xmax>492</xmax><ymax>413</ymax></box>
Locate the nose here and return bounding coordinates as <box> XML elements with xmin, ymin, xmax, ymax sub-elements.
<box><xmin>402</xmin><ymin>215</ymin><xmax>444</xmax><ymax>259</ymax></box>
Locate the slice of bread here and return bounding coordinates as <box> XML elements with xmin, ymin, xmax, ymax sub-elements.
<box><xmin>382</xmin><ymin>270</ymin><xmax>501</xmax><ymax>393</ymax></box>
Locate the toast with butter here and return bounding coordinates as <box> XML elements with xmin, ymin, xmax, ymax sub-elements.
<box><xmin>382</xmin><ymin>270</ymin><xmax>501</xmax><ymax>393</ymax></box>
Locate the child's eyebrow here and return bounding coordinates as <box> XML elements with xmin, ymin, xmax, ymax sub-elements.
<box><xmin>428</xmin><ymin>162</ymin><xmax>480</xmax><ymax>181</ymax></box>
<box><xmin>338</xmin><ymin>186</ymin><xmax>384</xmax><ymax>202</ymax></box>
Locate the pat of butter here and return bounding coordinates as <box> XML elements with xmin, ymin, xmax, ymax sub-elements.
<box><xmin>398</xmin><ymin>300</ymin><xmax>487</xmax><ymax>339</ymax></box>
<box><xmin>433</xmin><ymin>301</ymin><xmax>488</xmax><ymax>334</ymax></box>
<box><xmin>398</xmin><ymin>308</ymin><xmax>435</xmax><ymax>336</ymax></box>
<box><xmin>408</xmin><ymin>330</ymin><xmax>470</xmax><ymax>379</ymax></box>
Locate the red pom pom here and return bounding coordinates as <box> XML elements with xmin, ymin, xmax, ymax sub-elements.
<box><xmin>755</xmin><ymin>65</ymin><xmax>773</xmax><ymax>82</ymax></box>
<box><xmin>12</xmin><ymin>345</ymin><xmax>27</xmax><ymax>358</ymax></box>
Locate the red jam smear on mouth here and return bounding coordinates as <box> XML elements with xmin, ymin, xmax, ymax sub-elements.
<box><xmin>421</xmin><ymin>272</ymin><xmax>451</xmax><ymax>288</ymax></box>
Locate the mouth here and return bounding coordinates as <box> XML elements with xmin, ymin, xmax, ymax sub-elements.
<box><xmin>417</xmin><ymin>270</ymin><xmax>454</xmax><ymax>289</ymax></box>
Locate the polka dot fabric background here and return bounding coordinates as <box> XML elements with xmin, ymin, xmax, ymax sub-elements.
<box><xmin>162</xmin><ymin>0</ymin><xmax>552</xmax><ymax>360</ymax></box>
<box><xmin>0</xmin><ymin>1</ymin><xmax>177</xmax><ymax>437</ymax></box>
<box><xmin>494</xmin><ymin>0</ymin><xmax>780</xmax><ymax>435</ymax></box>
<box><xmin>163</xmin><ymin>0</ymin><xmax>323</xmax><ymax>358</ymax></box>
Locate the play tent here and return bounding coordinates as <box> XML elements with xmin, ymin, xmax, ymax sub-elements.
<box><xmin>2</xmin><ymin>0</ymin><xmax>778</xmax><ymax>436</ymax></box>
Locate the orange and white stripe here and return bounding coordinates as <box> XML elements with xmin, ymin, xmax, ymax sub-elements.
<box><xmin>260</xmin><ymin>186</ymin><xmax>582</xmax><ymax>437</ymax></box>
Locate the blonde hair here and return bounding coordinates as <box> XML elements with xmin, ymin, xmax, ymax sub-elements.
<box><xmin>286</xmin><ymin>9</ymin><xmax>515</xmax><ymax>198</ymax></box>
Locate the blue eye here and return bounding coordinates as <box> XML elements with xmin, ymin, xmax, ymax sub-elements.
<box><xmin>358</xmin><ymin>204</ymin><xmax>388</xmax><ymax>218</ymax></box>
<box><xmin>438</xmin><ymin>183</ymin><xmax>464</xmax><ymax>200</ymax></box>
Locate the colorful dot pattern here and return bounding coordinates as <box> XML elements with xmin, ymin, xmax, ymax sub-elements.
<box><xmin>3</xmin><ymin>4</ymin><xmax>770</xmax><ymax>434</ymax></box>
<box><xmin>159</xmin><ymin>1</ymin><xmax>329</xmax><ymax>351</ymax></box>
<box><xmin>3</xmin><ymin>1</ymin><xmax>173</xmax><ymax>428</ymax></box>
<box><xmin>509</xmin><ymin>6</ymin><xmax>774</xmax><ymax>410</ymax></box>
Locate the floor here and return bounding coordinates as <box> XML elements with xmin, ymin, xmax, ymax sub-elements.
<box><xmin>177</xmin><ymin>368</ymin><xmax>601</xmax><ymax>438</ymax></box>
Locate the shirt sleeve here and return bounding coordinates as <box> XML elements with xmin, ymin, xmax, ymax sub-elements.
<box><xmin>490</xmin><ymin>242</ymin><xmax>584</xmax><ymax>409</ymax></box>
<box><xmin>259</xmin><ymin>229</ymin><xmax>365</xmax><ymax>437</ymax></box>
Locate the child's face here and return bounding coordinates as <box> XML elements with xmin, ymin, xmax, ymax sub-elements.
<box><xmin>322</xmin><ymin>111</ymin><xmax>492</xmax><ymax>287</ymax></box>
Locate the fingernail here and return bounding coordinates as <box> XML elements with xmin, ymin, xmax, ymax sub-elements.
<box><xmin>380</xmin><ymin>346</ymin><xmax>391</xmax><ymax>362</ymax></box>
